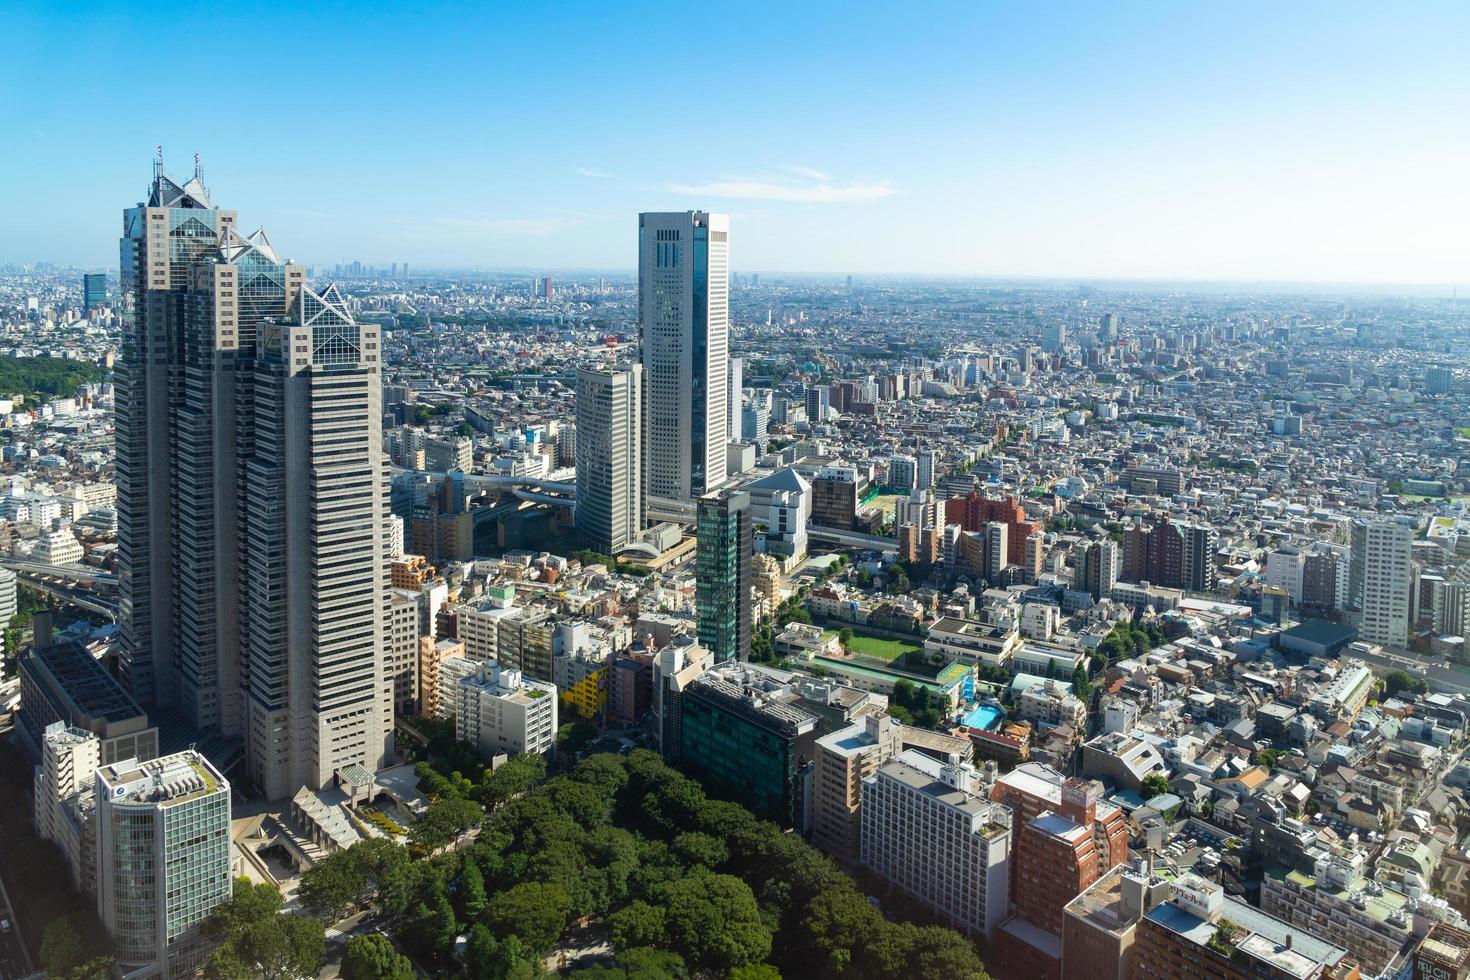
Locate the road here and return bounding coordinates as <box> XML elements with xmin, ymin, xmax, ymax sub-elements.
<box><xmin>0</xmin><ymin>857</ymin><xmax>33</xmax><ymax>980</ymax></box>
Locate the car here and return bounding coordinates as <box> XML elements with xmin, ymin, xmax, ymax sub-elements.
<box><xmin>0</xmin><ymin>918</ymin><xmax>10</xmax><ymax>932</ymax></box>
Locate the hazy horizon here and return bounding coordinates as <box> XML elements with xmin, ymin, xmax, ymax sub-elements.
<box><xmin>5</xmin><ymin>2</ymin><xmax>1468</xmax><ymax>287</ymax></box>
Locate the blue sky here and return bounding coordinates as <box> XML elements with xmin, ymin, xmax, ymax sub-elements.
<box><xmin>4</xmin><ymin>1</ymin><xmax>1468</xmax><ymax>284</ymax></box>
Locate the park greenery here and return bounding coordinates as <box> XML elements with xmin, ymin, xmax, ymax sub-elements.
<box><xmin>1090</xmin><ymin>618</ymin><xmax>1168</xmax><ymax>671</ymax></box>
<box><xmin>0</xmin><ymin>354</ymin><xmax>104</xmax><ymax>405</ymax></box>
<box><xmin>1384</xmin><ymin>669</ymin><xmax>1429</xmax><ymax>699</ymax></box>
<box><xmin>287</xmin><ymin>749</ymin><xmax>991</xmax><ymax>979</ymax></box>
<box><xmin>885</xmin><ymin>678</ymin><xmax>946</xmax><ymax>730</ymax></box>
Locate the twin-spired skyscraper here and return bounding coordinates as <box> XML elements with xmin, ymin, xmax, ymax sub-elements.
<box><xmin>116</xmin><ymin>158</ymin><xmax>388</xmax><ymax>799</ymax></box>
<box><xmin>638</xmin><ymin>211</ymin><xmax>730</xmax><ymax>524</ymax></box>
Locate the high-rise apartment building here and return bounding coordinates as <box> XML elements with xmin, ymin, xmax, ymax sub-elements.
<box><xmin>861</xmin><ymin>750</ymin><xmax>1012</xmax><ymax>940</ymax></box>
<box><xmin>576</xmin><ymin>363</ymin><xmax>644</xmax><ymax>555</ymax></box>
<box><xmin>1181</xmin><ymin>523</ymin><xmax>1217</xmax><ymax>592</ymax></box>
<box><xmin>95</xmin><ymin>751</ymin><xmax>232</xmax><ymax>979</ymax></box>
<box><xmin>1350</xmin><ymin>518</ymin><xmax>1413</xmax><ymax>647</ymax></box>
<box><xmin>1077</xmin><ymin>540</ymin><xmax>1120</xmax><ymax>600</ymax></box>
<box><xmin>244</xmin><ymin>284</ymin><xmax>389</xmax><ymax>798</ymax></box>
<box><xmin>696</xmin><ymin>489</ymin><xmax>752</xmax><ymax>663</ymax></box>
<box><xmin>727</xmin><ymin>355</ymin><xmax>743</xmax><ymax>447</ymax></box>
<box><xmin>1042</xmin><ymin>322</ymin><xmax>1066</xmax><ymax>353</ymax></box>
<box><xmin>811</xmin><ymin>713</ymin><xmax>903</xmax><ymax>859</ymax></box>
<box><xmin>639</xmin><ymin>211</ymin><xmax>729</xmax><ymax>523</ymax></box>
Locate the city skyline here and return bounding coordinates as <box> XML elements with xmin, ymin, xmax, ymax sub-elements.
<box><xmin>6</xmin><ymin>2</ymin><xmax>1469</xmax><ymax>285</ymax></box>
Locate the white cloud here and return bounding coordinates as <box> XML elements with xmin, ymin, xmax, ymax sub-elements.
<box><xmin>669</xmin><ymin>174</ymin><xmax>896</xmax><ymax>204</ymax></box>
<box><xmin>436</xmin><ymin>215</ymin><xmax>581</xmax><ymax>236</ymax></box>
<box><xmin>782</xmin><ymin>165</ymin><xmax>830</xmax><ymax>181</ymax></box>
<box><xmin>576</xmin><ymin>166</ymin><xmax>614</xmax><ymax>178</ymax></box>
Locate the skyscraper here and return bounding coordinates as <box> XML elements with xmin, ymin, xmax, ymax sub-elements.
<box><xmin>696</xmin><ymin>488</ymin><xmax>751</xmax><ymax>663</ymax></box>
<box><xmin>117</xmin><ymin>157</ymin><xmax>237</xmax><ymax>711</ymax></box>
<box><xmin>576</xmin><ymin>363</ymin><xmax>644</xmax><ymax>555</ymax></box>
<box><xmin>639</xmin><ymin>211</ymin><xmax>729</xmax><ymax>524</ymax></box>
<box><xmin>245</xmin><ymin>285</ymin><xmax>389</xmax><ymax>798</ymax></box>
<box><xmin>82</xmin><ymin>272</ymin><xmax>107</xmax><ymax>311</ymax></box>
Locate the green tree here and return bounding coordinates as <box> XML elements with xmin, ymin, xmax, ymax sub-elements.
<box><xmin>299</xmin><ymin>849</ymin><xmax>368</xmax><ymax>919</ymax></box>
<box><xmin>204</xmin><ymin>878</ymin><xmax>326</xmax><ymax>980</ymax></box>
<box><xmin>672</xmin><ymin>831</ymin><xmax>729</xmax><ymax>869</ymax></box>
<box><xmin>458</xmin><ymin>854</ymin><xmax>488</xmax><ymax>920</ymax></box>
<box><xmin>478</xmin><ymin>752</ymin><xmax>548</xmax><ymax>809</ymax></box>
<box><xmin>730</xmin><ymin>966</ymin><xmax>783</xmax><ymax>980</ymax></box>
<box><xmin>1141</xmin><ymin>773</ymin><xmax>1172</xmax><ymax>800</ymax></box>
<box><xmin>619</xmin><ymin>947</ymin><xmax>690</xmax><ymax>980</ymax></box>
<box><xmin>557</xmin><ymin>720</ymin><xmax>599</xmax><ymax>754</ymax></box>
<box><xmin>800</xmin><ymin>886</ymin><xmax>881</xmax><ymax>974</ymax></box>
<box><xmin>409</xmin><ymin>886</ymin><xmax>458</xmax><ymax>962</ymax></box>
<box><xmin>661</xmin><ymin>873</ymin><xmax>772</xmax><ymax>973</ymax></box>
<box><xmin>1384</xmin><ymin>669</ymin><xmax>1428</xmax><ymax>699</ymax></box>
<box><xmin>340</xmin><ymin>934</ymin><xmax>414</xmax><ymax>980</ymax></box>
<box><xmin>837</xmin><ymin>627</ymin><xmax>854</xmax><ymax>650</ymax></box>
<box><xmin>483</xmin><ymin>881</ymin><xmax>573</xmax><ymax>957</ymax></box>
<box><xmin>465</xmin><ymin>925</ymin><xmax>538</xmax><ymax>980</ymax></box>
<box><xmin>1072</xmin><ymin>664</ymin><xmax>1090</xmax><ymax>700</ymax></box>
<box><xmin>410</xmin><ymin>795</ymin><xmax>482</xmax><ymax>851</ymax></box>
<box><xmin>608</xmin><ymin>900</ymin><xmax>666</xmax><ymax>950</ymax></box>
<box><xmin>41</xmin><ymin>917</ymin><xmax>84</xmax><ymax>975</ymax></box>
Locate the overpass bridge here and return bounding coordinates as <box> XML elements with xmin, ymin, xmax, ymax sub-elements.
<box><xmin>806</xmin><ymin>526</ymin><xmax>900</xmax><ymax>552</ymax></box>
<box><xmin>393</xmin><ymin>466</ymin><xmax>576</xmax><ymax>508</ymax></box>
<box><xmin>0</xmin><ymin>558</ymin><xmax>120</xmax><ymax>619</ymax></box>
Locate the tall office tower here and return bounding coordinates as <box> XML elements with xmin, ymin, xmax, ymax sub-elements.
<box><xmin>576</xmin><ymin>363</ymin><xmax>644</xmax><ymax>555</ymax></box>
<box><xmin>1099</xmin><ymin>312</ymin><xmax>1119</xmax><ymax>341</ymax></box>
<box><xmin>178</xmin><ymin>228</ymin><xmax>302</xmax><ymax>737</ymax></box>
<box><xmin>1351</xmin><ymin>518</ymin><xmax>1413</xmax><ymax>647</ymax></box>
<box><xmin>83</xmin><ymin>272</ymin><xmax>107</xmax><ymax>311</ymax></box>
<box><xmin>117</xmin><ymin>158</ymin><xmax>236</xmax><ymax>711</ymax></box>
<box><xmin>696</xmin><ymin>489</ymin><xmax>752</xmax><ymax>664</ymax></box>
<box><xmin>727</xmin><ymin>355</ymin><xmax>743</xmax><ymax>446</ymax></box>
<box><xmin>244</xmin><ymin>285</ymin><xmax>389</xmax><ymax>799</ymax></box>
<box><xmin>1180</xmin><ymin>523</ymin><xmax>1218</xmax><ymax>592</ymax></box>
<box><xmin>1427</xmin><ymin>366</ymin><xmax>1454</xmax><ymax>395</ymax></box>
<box><xmin>1041</xmin><ymin>322</ymin><xmax>1066</xmax><ymax>353</ymax></box>
<box><xmin>639</xmin><ymin>211</ymin><xmax>729</xmax><ymax>524</ymax></box>
<box><xmin>95</xmin><ymin>751</ymin><xmax>232</xmax><ymax>979</ymax></box>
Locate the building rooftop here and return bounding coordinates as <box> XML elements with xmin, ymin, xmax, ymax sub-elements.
<box><xmin>97</xmin><ymin>750</ymin><xmax>225</xmax><ymax>808</ymax></box>
<box><xmin>1145</xmin><ymin>888</ymin><xmax>1351</xmax><ymax>979</ymax></box>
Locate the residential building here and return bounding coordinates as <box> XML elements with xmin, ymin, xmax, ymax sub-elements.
<box><xmin>860</xmin><ymin>750</ymin><xmax>1012</xmax><ymax>940</ymax></box>
<box><xmin>1261</xmin><ymin>853</ymin><xmax>1412</xmax><ymax>977</ymax></box>
<box><xmin>455</xmin><ymin>662</ymin><xmax>558</xmax><ymax>761</ymax></box>
<box><xmin>1351</xmin><ymin>518</ymin><xmax>1412</xmax><ymax>647</ymax></box>
<box><xmin>1134</xmin><ymin>874</ymin><xmax>1359</xmax><ymax>980</ymax></box>
<box><xmin>34</xmin><ymin>722</ymin><xmax>101</xmax><ymax>896</ymax></box>
<box><xmin>811</xmin><ymin>712</ymin><xmax>903</xmax><ymax>859</ymax></box>
<box><xmin>811</xmin><ymin>465</ymin><xmax>860</xmax><ymax>530</ymax></box>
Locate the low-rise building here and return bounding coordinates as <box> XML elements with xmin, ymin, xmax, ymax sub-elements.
<box><xmin>455</xmin><ymin>662</ymin><xmax>558</xmax><ymax>760</ymax></box>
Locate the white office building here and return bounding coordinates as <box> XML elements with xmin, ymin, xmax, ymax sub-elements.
<box><xmin>639</xmin><ymin>211</ymin><xmax>730</xmax><ymax>524</ymax></box>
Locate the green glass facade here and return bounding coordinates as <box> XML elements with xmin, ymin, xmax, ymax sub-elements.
<box><xmin>679</xmin><ymin>679</ymin><xmax>815</xmax><ymax>825</ymax></box>
<box><xmin>696</xmin><ymin>489</ymin><xmax>752</xmax><ymax>663</ymax></box>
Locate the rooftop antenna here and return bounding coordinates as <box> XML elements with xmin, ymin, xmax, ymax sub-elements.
<box><xmin>194</xmin><ymin>152</ymin><xmax>202</xmax><ymax>183</ymax></box>
<box><xmin>154</xmin><ymin>145</ymin><xmax>164</xmax><ymax>196</ymax></box>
